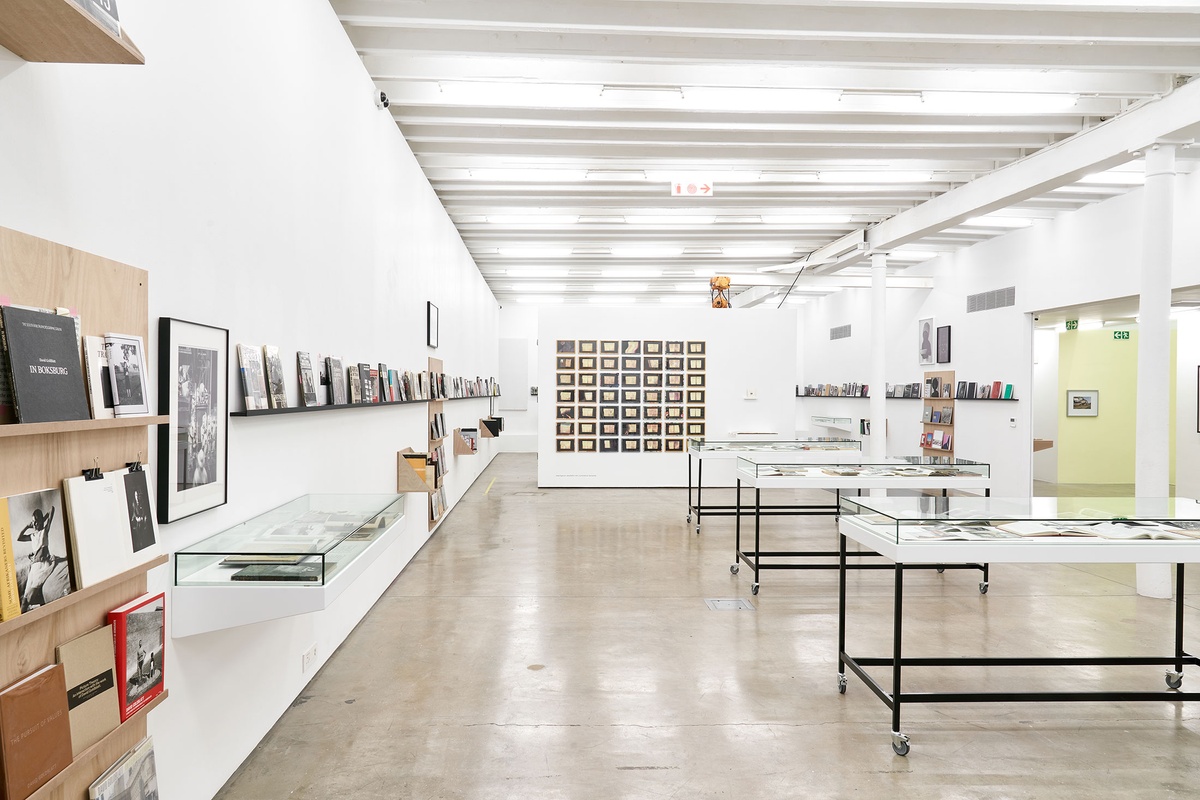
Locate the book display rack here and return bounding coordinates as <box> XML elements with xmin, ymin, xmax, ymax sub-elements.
<box><xmin>921</xmin><ymin>370</ymin><xmax>955</xmax><ymax>456</ymax></box>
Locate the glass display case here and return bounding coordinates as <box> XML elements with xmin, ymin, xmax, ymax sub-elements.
<box><xmin>737</xmin><ymin>456</ymin><xmax>991</xmax><ymax>481</ymax></box>
<box><xmin>839</xmin><ymin>494</ymin><xmax>1200</xmax><ymax>546</ymax></box>
<box><xmin>688</xmin><ymin>437</ymin><xmax>860</xmax><ymax>453</ymax></box>
<box><xmin>175</xmin><ymin>494</ymin><xmax>405</xmax><ymax>587</ymax></box>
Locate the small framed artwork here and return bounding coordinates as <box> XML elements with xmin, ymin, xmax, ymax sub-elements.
<box><xmin>666</xmin><ymin>341</ymin><xmax>684</xmax><ymax>354</ymax></box>
<box><xmin>665</xmin><ymin>407</ymin><xmax>684</xmax><ymax>420</ymax></box>
<box><xmin>687</xmin><ymin>390</ymin><xmax>705</xmax><ymax>404</ymax></box>
<box><xmin>666</xmin><ymin>390</ymin><xmax>683</xmax><ymax>404</ymax></box>
<box><xmin>579</xmin><ymin>389</ymin><xmax>597</xmax><ymax>403</ymax></box>
<box><xmin>579</xmin><ymin>438</ymin><xmax>597</xmax><ymax>452</ymax></box>
<box><xmin>936</xmin><ymin>325</ymin><xmax>952</xmax><ymax>364</ymax></box>
<box><xmin>644</xmin><ymin>422</ymin><xmax>662</xmax><ymax>436</ymax></box>
<box><xmin>687</xmin><ymin>422</ymin><xmax>706</xmax><ymax>437</ymax></box>
<box><xmin>644</xmin><ymin>341</ymin><xmax>663</xmax><ymax>355</ymax></box>
<box><xmin>622</xmin><ymin>357</ymin><xmax>641</xmax><ymax>371</ymax></box>
<box><xmin>600</xmin><ymin>438</ymin><xmax>619</xmax><ymax>452</ymax></box>
<box><xmin>665</xmin><ymin>357</ymin><xmax>684</xmax><ymax>371</ymax></box>
<box><xmin>622</xmin><ymin>373</ymin><xmax>641</xmax><ymax>387</ymax></box>
<box><xmin>644</xmin><ymin>357</ymin><xmax>662</xmax><ymax>371</ymax></box>
<box><xmin>622</xmin><ymin>405</ymin><xmax>641</xmax><ymax>419</ymax></box>
<box><xmin>622</xmin><ymin>340</ymin><xmax>641</xmax><ymax>355</ymax></box>
<box><xmin>687</xmin><ymin>374</ymin><xmax>706</xmax><ymax>387</ymax></box>
<box><xmin>600</xmin><ymin>340</ymin><xmax>619</xmax><ymax>354</ymax></box>
<box><xmin>644</xmin><ymin>405</ymin><xmax>661</xmax><ymax>419</ymax></box>
<box><xmin>557</xmin><ymin>356</ymin><xmax>575</xmax><ymax>370</ymax></box>
<box><xmin>579</xmin><ymin>422</ymin><xmax>597</xmax><ymax>436</ymax></box>
<box><xmin>600</xmin><ymin>405</ymin><xmax>618</xmax><ymax>419</ymax></box>
<box><xmin>918</xmin><ymin>318</ymin><xmax>934</xmax><ymax>365</ymax></box>
<box><xmin>557</xmin><ymin>372</ymin><xmax>575</xmax><ymax>386</ymax></box>
<box><xmin>579</xmin><ymin>340</ymin><xmax>597</xmax><ymax>354</ymax></box>
<box><xmin>687</xmin><ymin>406</ymin><xmax>706</xmax><ymax>420</ymax></box>
<box><xmin>600</xmin><ymin>373</ymin><xmax>619</xmax><ymax>387</ymax></box>
<box><xmin>687</xmin><ymin>341</ymin><xmax>706</xmax><ymax>355</ymax></box>
<box><xmin>579</xmin><ymin>373</ymin><xmax>596</xmax><ymax>386</ymax></box>
<box><xmin>622</xmin><ymin>389</ymin><xmax>640</xmax><ymax>403</ymax></box>
<box><xmin>579</xmin><ymin>405</ymin><xmax>596</xmax><ymax>419</ymax></box>
<box><xmin>666</xmin><ymin>422</ymin><xmax>684</xmax><ymax>436</ymax></box>
<box><xmin>557</xmin><ymin>339</ymin><xmax>576</xmax><ymax>353</ymax></box>
<box><xmin>600</xmin><ymin>390</ymin><xmax>619</xmax><ymax>404</ymax></box>
<box><xmin>643</xmin><ymin>373</ymin><xmax>662</xmax><ymax>387</ymax></box>
<box><xmin>644</xmin><ymin>390</ymin><xmax>662</xmax><ymax>404</ymax></box>
<box><xmin>623</xmin><ymin>422</ymin><xmax>641</xmax><ymax>437</ymax></box>
<box><xmin>666</xmin><ymin>374</ymin><xmax>685</xmax><ymax>387</ymax></box>
<box><xmin>644</xmin><ymin>439</ymin><xmax>663</xmax><ymax>452</ymax></box>
<box><xmin>557</xmin><ymin>389</ymin><xmax>575</xmax><ymax>403</ymax></box>
<box><xmin>600</xmin><ymin>356</ymin><xmax>619</xmax><ymax>371</ymax></box>
<box><xmin>557</xmin><ymin>438</ymin><xmax>576</xmax><ymax>452</ymax></box>
<box><xmin>557</xmin><ymin>422</ymin><xmax>575</xmax><ymax>436</ymax></box>
<box><xmin>622</xmin><ymin>438</ymin><xmax>641</xmax><ymax>452</ymax></box>
<box><xmin>556</xmin><ymin>406</ymin><xmax>575</xmax><ymax>419</ymax></box>
<box><xmin>158</xmin><ymin>317</ymin><xmax>229</xmax><ymax>523</ymax></box>
<box><xmin>427</xmin><ymin>302</ymin><xmax>439</xmax><ymax>348</ymax></box>
<box><xmin>1066</xmin><ymin>389</ymin><xmax>1099</xmax><ymax>417</ymax></box>
<box><xmin>687</xmin><ymin>357</ymin><xmax>706</xmax><ymax>371</ymax></box>
<box><xmin>579</xmin><ymin>356</ymin><xmax>597</xmax><ymax>371</ymax></box>
<box><xmin>601</xmin><ymin>423</ymin><xmax>619</xmax><ymax>437</ymax></box>
<box><xmin>665</xmin><ymin>439</ymin><xmax>684</xmax><ymax>452</ymax></box>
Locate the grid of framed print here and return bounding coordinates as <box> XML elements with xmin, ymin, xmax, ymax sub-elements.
<box><xmin>556</xmin><ymin>339</ymin><xmax>706</xmax><ymax>453</ymax></box>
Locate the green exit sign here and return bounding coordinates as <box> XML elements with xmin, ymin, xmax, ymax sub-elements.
<box><xmin>1065</xmin><ymin>320</ymin><xmax>1078</xmax><ymax>330</ymax></box>
<box><xmin>1114</xmin><ymin>330</ymin><xmax>1130</xmax><ymax>340</ymax></box>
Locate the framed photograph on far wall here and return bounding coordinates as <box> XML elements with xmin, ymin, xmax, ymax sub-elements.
<box><xmin>936</xmin><ymin>325</ymin><xmax>952</xmax><ymax>364</ymax></box>
<box><xmin>157</xmin><ymin>317</ymin><xmax>229</xmax><ymax>523</ymax></box>
<box><xmin>918</xmin><ymin>318</ymin><xmax>934</xmax><ymax>365</ymax></box>
<box><xmin>427</xmin><ymin>302</ymin><xmax>439</xmax><ymax>348</ymax></box>
<box><xmin>1066</xmin><ymin>389</ymin><xmax>1099</xmax><ymax>417</ymax></box>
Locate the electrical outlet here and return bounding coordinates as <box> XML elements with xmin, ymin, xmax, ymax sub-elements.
<box><xmin>302</xmin><ymin>644</ymin><xmax>318</xmax><ymax>674</ymax></box>
<box><xmin>745</xmin><ymin>389</ymin><xmax>757</xmax><ymax>400</ymax></box>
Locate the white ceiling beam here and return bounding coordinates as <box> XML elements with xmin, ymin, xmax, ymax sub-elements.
<box><xmin>411</xmin><ymin>141</ymin><xmax>1029</xmax><ymax>160</ymax></box>
<box><xmin>867</xmin><ymin>78</ymin><xmax>1200</xmax><ymax>253</ymax></box>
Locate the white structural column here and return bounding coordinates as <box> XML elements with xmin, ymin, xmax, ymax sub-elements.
<box><xmin>1135</xmin><ymin>143</ymin><xmax>1177</xmax><ymax>599</ymax></box>
<box><xmin>869</xmin><ymin>252</ymin><xmax>888</xmax><ymax>462</ymax></box>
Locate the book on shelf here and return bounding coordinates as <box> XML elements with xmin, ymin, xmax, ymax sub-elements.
<box><xmin>297</xmin><ymin>352</ymin><xmax>318</xmax><ymax>407</ymax></box>
<box><xmin>922</xmin><ymin>406</ymin><xmax>932</xmax><ymax>423</ymax></box>
<box><xmin>56</xmin><ymin>624</ymin><xmax>121</xmax><ymax>757</ymax></box>
<box><xmin>0</xmin><ymin>305</ymin><xmax>90</xmax><ymax>423</ymax></box>
<box><xmin>931</xmin><ymin>410</ymin><xmax>941</xmax><ymax>424</ymax></box>
<box><xmin>347</xmin><ymin>365</ymin><xmax>361</xmax><ymax>404</ymax></box>
<box><xmin>325</xmin><ymin>356</ymin><xmax>347</xmax><ymax>405</ymax></box>
<box><xmin>956</xmin><ymin>380</ymin><xmax>967</xmax><ymax>399</ymax></box>
<box><xmin>1003</xmin><ymin>383</ymin><xmax>1014</xmax><ymax>399</ymax></box>
<box><xmin>89</xmin><ymin>735</ymin><xmax>159</xmax><ymax>800</ymax></box>
<box><xmin>0</xmin><ymin>663</ymin><xmax>72</xmax><ymax>800</ymax></box>
<box><xmin>82</xmin><ymin>334</ymin><xmax>116</xmax><ymax>420</ymax></box>
<box><xmin>966</xmin><ymin>381</ymin><xmax>977</xmax><ymax>399</ymax></box>
<box><xmin>941</xmin><ymin>406</ymin><xmax>953</xmax><ymax>424</ymax></box>
<box><xmin>237</xmin><ymin>344</ymin><xmax>269</xmax><ymax>411</ymax></box>
<box><xmin>103</xmin><ymin>333</ymin><xmax>150</xmax><ymax>417</ymax></box>
<box><xmin>108</xmin><ymin>592</ymin><xmax>165</xmax><ymax>722</ymax></box>
<box><xmin>357</xmin><ymin>363</ymin><xmax>372</xmax><ymax>404</ymax></box>
<box><xmin>1</xmin><ymin>487</ymin><xmax>73</xmax><ymax>619</ymax></box>
<box><xmin>63</xmin><ymin>467</ymin><xmax>163</xmax><ymax>589</ymax></box>
<box><xmin>368</xmin><ymin>367</ymin><xmax>380</xmax><ymax>403</ymax></box>
<box><xmin>377</xmin><ymin>363</ymin><xmax>390</xmax><ymax>402</ymax></box>
<box><xmin>261</xmin><ymin>345</ymin><xmax>288</xmax><ymax>409</ymax></box>
<box><xmin>231</xmin><ymin>562</ymin><xmax>325</xmax><ymax>582</ymax></box>
<box><xmin>943</xmin><ymin>433</ymin><xmax>952</xmax><ymax>450</ymax></box>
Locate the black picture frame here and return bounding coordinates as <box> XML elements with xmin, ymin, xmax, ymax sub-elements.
<box><xmin>936</xmin><ymin>325</ymin><xmax>952</xmax><ymax>364</ymax></box>
<box><xmin>157</xmin><ymin>317</ymin><xmax>229</xmax><ymax>524</ymax></box>
<box><xmin>427</xmin><ymin>302</ymin><xmax>439</xmax><ymax>348</ymax></box>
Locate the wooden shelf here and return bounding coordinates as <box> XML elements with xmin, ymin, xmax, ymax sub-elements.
<box><xmin>0</xmin><ymin>555</ymin><xmax>168</xmax><ymax>639</ymax></box>
<box><xmin>921</xmin><ymin>446</ymin><xmax>954</xmax><ymax>453</ymax></box>
<box><xmin>231</xmin><ymin>400</ymin><xmax>425</xmax><ymax>417</ymax></box>
<box><xmin>28</xmin><ymin>690</ymin><xmax>167</xmax><ymax>800</ymax></box>
<box><xmin>0</xmin><ymin>415</ymin><xmax>168</xmax><ymax>439</ymax></box>
<box><xmin>0</xmin><ymin>0</ymin><xmax>144</xmax><ymax>64</ymax></box>
<box><xmin>924</xmin><ymin>422</ymin><xmax>953</xmax><ymax>428</ymax></box>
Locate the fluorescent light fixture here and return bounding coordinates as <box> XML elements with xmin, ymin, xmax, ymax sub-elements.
<box><xmin>1078</xmin><ymin>169</ymin><xmax>1146</xmax><ymax>186</ymax></box>
<box><xmin>593</xmin><ymin>283</ymin><xmax>649</xmax><ymax>293</ymax></box>
<box><xmin>923</xmin><ymin>91</ymin><xmax>1078</xmax><ymax>114</ymax></box>
<box><xmin>515</xmin><ymin>283</ymin><xmax>567</xmax><ymax>293</ymax></box>
<box><xmin>505</xmin><ymin>268</ymin><xmax>569</xmax><ymax>278</ymax></box>
<box><xmin>585</xmin><ymin>170</ymin><xmax>647</xmax><ymax>181</ymax></box>
<box><xmin>600</xmin><ymin>85</ymin><xmax>684</xmax><ymax>103</ymax></box>
<box><xmin>497</xmin><ymin>247</ymin><xmax>574</xmax><ymax>258</ymax></box>
<box><xmin>674</xmin><ymin>283</ymin><xmax>706</xmax><ymax>291</ymax></box>
<box><xmin>758</xmin><ymin>171</ymin><xmax>820</xmax><ymax>183</ymax></box>
<box><xmin>589</xmin><ymin>295</ymin><xmax>637</xmax><ymax>304</ymax></box>
<box><xmin>723</xmin><ymin>246</ymin><xmax>797</xmax><ymax>258</ymax></box>
<box><xmin>625</xmin><ymin>215</ymin><xmax>715</xmax><ymax>225</ymax></box>
<box><xmin>437</xmin><ymin>80</ymin><xmax>584</xmax><ymax>107</ymax></box>
<box><xmin>609</xmin><ymin>246</ymin><xmax>683</xmax><ymax>258</ymax></box>
<box><xmin>683</xmin><ymin>86</ymin><xmax>842</xmax><ymax>112</ymax></box>
<box><xmin>644</xmin><ymin>170</ymin><xmax>762</xmax><ymax>184</ymax></box>
<box><xmin>469</xmin><ymin>168</ymin><xmax>586</xmax><ymax>182</ymax></box>
<box><xmin>839</xmin><ymin>91</ymin><xmax>923</xmax><ymax>112</ymax></box>
<box><xmin>578</xmin><ymin>215</ymin><xmax>626</xmax><ymax>224</ymax></box>
<box><xmin>761</xmin><ymin>214</ymin><xmax>851</xmax><ymax>225</ymax></box>
<box><xmin>515</xmin><ymin>296</ymin><xmax>564</xmax><ymax>304</ymax></box>
<box><xmin>487</xmin><ymin>214</ymin><xmax>578</xmax><ymax>225</ymax></box>
<box><xmin>962</xmin><ymin>215</ymin><xmax>1032</xmax><ymax>228</ymax></box>
<box><xmin>817</xmin><ymin>171</ymin><xmax>932</xmax><ymax>183</ymax></box>
<box><xmin>600</xmin><ymin>269</ymin><xmax>661</xmax><ymax>278</ymax></box>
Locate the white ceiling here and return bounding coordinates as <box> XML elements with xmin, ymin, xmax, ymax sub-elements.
<box><xmin>332</xmin><ymin>0</ymin><xmax>1200</xmax><ymax>307</ymax></box>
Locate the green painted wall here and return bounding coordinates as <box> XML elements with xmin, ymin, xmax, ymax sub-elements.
<box><xmin>1057</xmin><ymin>328</ymin><xmax>1176</xmax><ymax>484</ymax></box>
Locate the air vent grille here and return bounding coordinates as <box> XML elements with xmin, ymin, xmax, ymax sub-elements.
<box><xmin>830</xmin><ymin>324</ymin><xmax>852</xmax><ymax>340</ymax></box>
<box><xmin>966</xmin><ymin>286</ymin><xmax>1016</xmax><ymax>313</ymax></box>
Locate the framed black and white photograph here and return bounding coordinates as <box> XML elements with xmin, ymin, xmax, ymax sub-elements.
<box><xmin>157</xmin><ymin>317</ymin><xmax>229</xmax><ymax>524</ymax></box>
<box><xmin>918</xmin><ymin>317</ymin><xmax>934</xmax><ymax>365</ymax></box>
<box><xmin>936</xmin><ymin>325</ymin><xmax>952</xmax><ymax>364</ymax></box>
<box><xmin>123</xmin><ymin>470</ymin><xmax>159</xmax><ymax>555</ymax></box>
<box><xmin>1066</xmin><ymin>389</ymin><xmax>1099</xmax><ymax>417</ymax></box>
<box><xmin>427</xmin><ymin>302</ymin><xmax>439</xmax><ymax>348</ymax></box>
<box><xmin>106</xmin><ymin>333</ymin><xmax>150</xmax><ymax>416</ymax></box>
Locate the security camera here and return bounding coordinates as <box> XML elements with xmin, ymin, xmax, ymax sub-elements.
<box><xmin>375</xmin><ymin>91</ymin><xmax>389</xmax><ymax>110</ymax></box>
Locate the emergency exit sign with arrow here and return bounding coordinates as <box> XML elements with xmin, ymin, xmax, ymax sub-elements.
<box><xmin>671</xmin><ymin>178</ymin><xmax>715</xmax><ymax>197</ymax></box>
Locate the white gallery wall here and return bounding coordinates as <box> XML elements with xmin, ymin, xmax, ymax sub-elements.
<box><xmin>497</xmin><ymin>305</ymin><xmax>539</xmax><ymax>452</ymax></box>
<box><xmin>538</xmin><ymin>306</ymin><xmax>797</xmax><ymax>487</ymax></box>
<box><xmin>0</xmin><ymin>2</ymin><xmax>499</xmax><ymax>799</ymax></box>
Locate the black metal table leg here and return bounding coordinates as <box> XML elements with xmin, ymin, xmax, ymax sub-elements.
<box><xmin>838</xmin><ymin>531</ymin><xmax>848</xmax><ymax>694</ymax></box>
<box><xmin>1169</xmin><ymin>563</ymin><xmax>1186</xmax><ymax>689</ymax></box>
<box><xmin>891</xmin><ymin>561</ymin><xmax>909</xmax><ymax>755</ymax></box>
<box><xmin>732</xmin><ymin>479</ymin><xmax>742</xmax><ymax>576</ymax></box>
<box><xmin>752</xmin><ymin>487</ymin><xmax>761</xmax><ymax>595</ymax></box>
<box><xmin>695</xmin><ymin>458</ymin><xmax>703</xmax><ymax>534</ymax></box>
<box><xmin>687</xmin><ymin>452</ymin><xmax>693</xmax><ymax>525</ymax></box>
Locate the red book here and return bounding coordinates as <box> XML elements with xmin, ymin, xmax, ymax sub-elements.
<box><xmin>108</xmin><ymin>592</ymin><xmax>165</xmax><ymax>722</ymax></box>
<box><xmin>991</xmin><ymin>381</ymin><xmax>1002</xmax><ymax>399</ymax></box>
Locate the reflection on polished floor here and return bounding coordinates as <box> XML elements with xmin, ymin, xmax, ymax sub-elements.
<box><xmin>218</xmin><ymin>454</ymin><xmax>1200</xmax><ymax>799</ymax></box>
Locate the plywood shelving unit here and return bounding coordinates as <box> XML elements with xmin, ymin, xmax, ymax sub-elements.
<box><xmin>0</xmin><ymin>0</ymin><xmax>144</xmax><ymax>64</ymax></box>
<box><xmin>921</xmin><ymin>369</ymin><xmax>955</xmax><ymax>457</ymax></box>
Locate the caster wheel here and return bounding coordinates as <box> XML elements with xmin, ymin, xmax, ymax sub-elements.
<box><xmin>1166</xmin><ymin>671</ymin><xmax>1184</xmax><ymax>690</ymax></box>
<box><xmin>751</xmin><ymin>583</ymin><xmax>760</xmax><ymax>596</ymax></box>
<box><xmin>979</xmin><ymin>582</ymin><xmax>989</xmax><ymax>595</ymax></box>
<box><xmin>837</xmin><ymin>675</ymin><xmax>847</xmax><ymax>695</ymax></box>
<box><xmin>891</xmin><ymin>739</ymin><xmax>910</xmax><ymax>757</ymax></box>
<box><xmin>730</xmin><ymin>564</ymin><xmax>740</xmax><ymax>575</ymax></box>
<box><xmin>936</xmin><ymin>567</ymin><xmax>945</xmax><ymax>574</ymax></box>
<box><xmin>687</xmin><ymin>514</ymin><xmax>692</xmax><ymax>524</ymax></box>
<box><xmin>695</xmin><ymin>526</ymin><xmax>701</xmax><ymax>535</ymax></box>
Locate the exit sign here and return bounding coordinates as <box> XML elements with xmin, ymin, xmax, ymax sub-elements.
<box><xmin>670</xmin><ymin>177</ymin><xmax>714</xmax><ymax>197</ymax></box>
<box><xmin>1065</xmin><ymin>320</ymin><xmax>1078</xmax><ymax>330</ymax></box>
<box><xmin>1113</xmin><ymin>330</ymin><xmax>1130</xmax><ymax>340</ymax></box>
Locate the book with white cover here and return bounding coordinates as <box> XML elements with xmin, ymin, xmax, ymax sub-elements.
<box><xmin>63</xmin><ymin>468</ymin><xmax>163</xmax><ymax>589</ymax></box>
<box><xmin>82</xmin><ymin>335</ymin><xmax>116</xmax><ymax>420</ymax></box>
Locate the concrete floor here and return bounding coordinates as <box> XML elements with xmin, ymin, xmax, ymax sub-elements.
<box><xmin>217</xmin><ymin>454</ymin><xmax>1200</xmax><ymax>799</ymax></box>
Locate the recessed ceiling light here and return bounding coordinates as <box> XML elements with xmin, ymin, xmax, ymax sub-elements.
<box><xmin>610</xmin><ymin>246</ymin><xmax>684</xmax><ymax>258</ymax></box>
<box><xmin>497</xmin><ymin>247</ymin><xmax>574</xmax><ymax>258</ymax></box>
<box><xmin>625</xmin><ymin>215</ymin><xmax>716</xmax><ymax>225</ymax></box>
